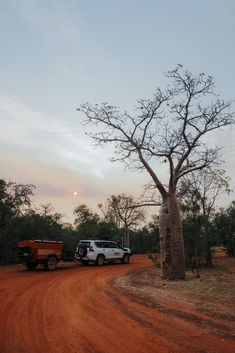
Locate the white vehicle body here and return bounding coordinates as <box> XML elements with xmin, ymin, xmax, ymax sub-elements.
<box><xmin>74</xmin><ymin>240</ymin><xmax>132</xmax><ymax>265</ymax></box>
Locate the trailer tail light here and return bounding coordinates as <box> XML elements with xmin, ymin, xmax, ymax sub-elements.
<box><xmin>89</xmin><ymin>246</ymin><xmax>94</xmax><ymax>252</ymax></box>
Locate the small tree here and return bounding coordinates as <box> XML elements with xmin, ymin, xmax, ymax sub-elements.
<box><xmin>180</xmin><ymin>168</ymin><xmax>230</xmax><ymax>266</ymax></box>
<box><xmin>0</xmin><ymin>179</ymin><xmax>35</xmax><ymax>263</ymax></box>
<box><xmin>0</xmin><ymin>179</ymin><xmax>35</xmax><ymax>229</ymax></box>
<box><xmin>99</xmin><ymin>194</ymin><xmax>145</xmax><ymax>247</ymax></box>
<box><xmin>73</xmin><ymin>204</ymin><xmax>100</xmax><ymax>238</ymax></box>
<box><xmin>213</xmin><ymin>202</ymin><xmax>235</xmax><ymax>257</ymax></box>
<box><xmin>78</xmin><ymin>65</ymin><xmax>234</xmax><ymax>279</ymax></box>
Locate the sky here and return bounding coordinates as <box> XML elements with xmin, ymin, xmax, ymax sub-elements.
<box><xmin>0</xmin><ymin>0</ymin><xmax>235</xmax><ymax>223</ymax></box>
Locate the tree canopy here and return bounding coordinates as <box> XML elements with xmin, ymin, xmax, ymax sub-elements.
<box><xmin>79</xmin><ymin>65</ymin><xmax>234</xmax><ymax>197</ymax></box>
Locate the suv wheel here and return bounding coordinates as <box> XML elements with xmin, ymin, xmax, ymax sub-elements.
<box><xmin>44</xmin><ymin>256</ymin><xmax>57</xmax><ymax>271</ymax></box>
<box><xmin>96</xmin><ymin>254</ymin><xmax>105</xmax><ymax>266</ymax></box>
<box><xmin>122</xmin><ymin>254</ymin><xmax>130</xmax><ymax>264</ymax></box>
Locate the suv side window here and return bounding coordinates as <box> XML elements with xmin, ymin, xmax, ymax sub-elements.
<box><xmin>95</xmin><ymin>241</ymin><xmax>111</xmax><ymax>248</ymax></box>
<box><xmin>109</xmin><ymin>242</ymin><xmax>119</xmax><ymax>249</ymax></box>
<box><xmin>103</xmin><ymin>242</ymin><xmax>111</xmax><ymax>248</ymax></box>
<box><xmin>95</xmin><ymin>242</ymin><xmax>103</xmax><ymax>248</ymax></box>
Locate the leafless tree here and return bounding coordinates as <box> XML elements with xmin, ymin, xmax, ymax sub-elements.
<box><xmin>98</xmin><ymin>194</ymin><xmax>145</xmax><ymax>247</ymax></box>
<box><xmin>78</xmin><ymin>65</ymin><xmax>234</xmax><ymax>279</ymax></box>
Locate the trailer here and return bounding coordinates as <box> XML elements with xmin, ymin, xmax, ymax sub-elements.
<box><xmin>17</xmin><ymin>239</ymin><xmax>74</xmax><ymax>271</ymax></box>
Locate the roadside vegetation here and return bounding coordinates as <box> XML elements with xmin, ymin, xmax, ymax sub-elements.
<box><xmin>113</xmin><ymin>250</ymin><xmax>235</xmax><ymax>321</ymax></box>
<box><xmin>0</xmin><ymin>178</ymin><xmax>235</xmax><ymax>266</ymax></box>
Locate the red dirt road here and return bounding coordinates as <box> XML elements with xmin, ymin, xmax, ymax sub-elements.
<box><xmin>0</xmin><ymin>255</ymin><xmax>234</xmax><ymax>353</ymax></box>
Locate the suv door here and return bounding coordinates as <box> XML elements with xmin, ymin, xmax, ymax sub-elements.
<box><xmin>108</xmin><ymin>242</ymin><xmax>123</xmax><ymax>260</ymax></box>
<box><xmin>95</xmin><ymin>241</ymin><xmax>112</xmax><ymax>260</ymax></box>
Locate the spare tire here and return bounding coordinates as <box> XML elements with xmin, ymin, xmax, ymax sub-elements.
<box><xmin>78</xmin><ymin>246</ymin><xmax>87</xmax><ymax>258</ymax></box>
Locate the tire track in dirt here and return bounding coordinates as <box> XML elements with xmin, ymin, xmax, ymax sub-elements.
<box><xmin>108</xmin><ymin>281</ymin><xmax>235</xmax><ymax>353</ymax></box>
<box><xmin>110</xmin><ymin>281</ymin><xmax>235</xmax><ymax>340</ymax></box>
<box><xmin>0</xmin><ymin>256</ymin><xmax>234</xmax><ymax>353</ymax></box>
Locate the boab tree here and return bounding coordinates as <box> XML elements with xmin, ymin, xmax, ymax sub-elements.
<box><xmin>77</xmin><ymin>65</ymin><xmax>234</xmax><ymax>280</ymax></box>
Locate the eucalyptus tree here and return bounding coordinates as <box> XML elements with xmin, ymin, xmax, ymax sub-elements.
<box><xmin>73</xmin><ymin>204</ymin><xmax>100</xmax><ymax>238</ymax></box>
<box><xmin>180</xmin><ymin>168</ymin><xmax>230</xmax><ymax>266</ymax></box>
<box><xmin>0</xmin><ymin>179</ymin><xmax>35</xmax><ymax>263</ymax></box>
<box><xmin>73</xmin><ymin>204</ymin><xmax>99</xmax><ymax>226</ymax></box>
<box><xmin>0</xmin><ymin>179</ymin><xmax>35</xmax><ymax>230</ymax></box>
<box><xmin>213</xmin><ymin>201</ymin><xmax>235</xmax><ymax>257</ymax></box>
<box><xmin>78</xmin><ymin>65</ymin><xmax>234</xmax><ymax>279</ymax></box>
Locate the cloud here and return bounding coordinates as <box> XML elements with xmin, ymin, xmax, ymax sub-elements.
<box><xmin>7</xmin><ymin>0</ymin><xmax>80</xmax><ymax>47</ymax></box>
<box><xmin>0</xmin><ymin>96</ymin><xmax>109</xmax><ymax>178</ymax></box>
<box><xmin>35</xmin><ymin>182</ymin><xmax>68</xmax><ymax>198</ymax></box>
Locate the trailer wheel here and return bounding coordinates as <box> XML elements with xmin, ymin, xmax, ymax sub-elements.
<box><xmin>44</xmin><ymin>256</ymin><xmax>57</xmax><ymax>271</ymax></box>
<box><xmin>26</xmin><ymin>263</ymin><xmax>37</xmax><ymax>270</ymax></box>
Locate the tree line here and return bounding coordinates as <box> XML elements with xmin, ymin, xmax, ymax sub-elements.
<box><xmin>0</xmin><ymin>178</ymin><xmax>234</xmax><ymax>265</ymax></box>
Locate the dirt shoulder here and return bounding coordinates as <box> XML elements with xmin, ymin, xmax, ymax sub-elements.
<box><xmin>111</xmin><ymin>252</ymin><xmax>235</xmax><ymax>346</ymax></box>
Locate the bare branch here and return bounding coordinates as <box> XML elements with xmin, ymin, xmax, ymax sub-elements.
<box><xmin>77</xmin><ymin>65</ymin><xmax>234</xmax><ymax>198</ymax></box>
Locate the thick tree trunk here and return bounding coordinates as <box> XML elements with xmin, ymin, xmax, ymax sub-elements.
<box><xmin>159</xmin><ymin>193</ymin><xmax>186</xmax><ymax>280</ymax></box>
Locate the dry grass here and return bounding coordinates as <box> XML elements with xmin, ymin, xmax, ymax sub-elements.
<box><xmin>113</xmin><ymin>253</ymin><xmax>235</xmax><ymax>320</ymax></box>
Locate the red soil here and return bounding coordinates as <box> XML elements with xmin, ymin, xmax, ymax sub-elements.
<box><xmin>0</xmin><ymin>255</ymin><xmax>234</xmax><ymax>353</ymax></box>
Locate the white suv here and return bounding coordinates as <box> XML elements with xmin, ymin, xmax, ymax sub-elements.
<box><xmin>74</xmin><ymin>240</ymin><xmax>132</xmax><ymax>266</ymax></box>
